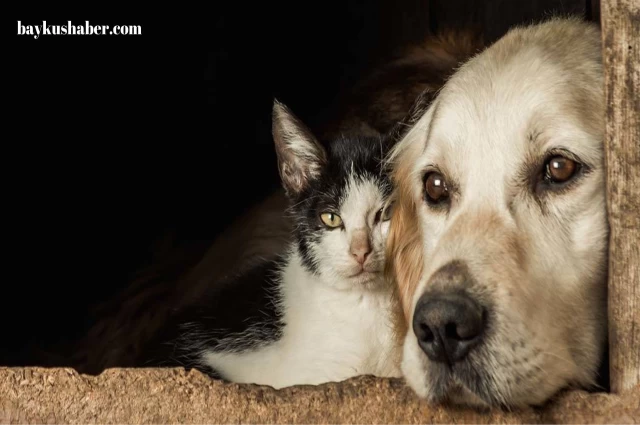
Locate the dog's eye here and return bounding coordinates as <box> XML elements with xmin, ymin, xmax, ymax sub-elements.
<box><xmin>545</xmin><ymin>155</ymin><xmax>578</xmax><ymax>183</ymax></box>
<box><xmin>424</xmin><ymin>172</ymin><xmax>449</xmax><ymax>203</ymax></box>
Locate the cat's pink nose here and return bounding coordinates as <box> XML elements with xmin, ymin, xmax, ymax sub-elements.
<box><xmin>350</xmin><ymin>230</ymin><xmax>372</xmax><ymax>264</ymax></box>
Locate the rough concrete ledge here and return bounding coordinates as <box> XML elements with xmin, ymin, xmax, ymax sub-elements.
<box><xmin>1</xmin><ymin>367</ymin><xmax>638</xmax><ymax>424</ymax></box>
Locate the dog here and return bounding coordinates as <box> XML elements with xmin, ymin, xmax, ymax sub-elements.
<box><xmin>385</xmin><ymin>17</ymin><xmax>608</xmax><ymax>408</ymax></box>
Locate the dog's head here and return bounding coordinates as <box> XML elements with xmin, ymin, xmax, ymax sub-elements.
<box><xmin>386</xmin><ymin>17</ymin><xmax>608</xmax><ymax>408</ymax></box>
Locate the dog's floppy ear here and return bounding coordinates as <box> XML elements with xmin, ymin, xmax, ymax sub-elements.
<box><xmin>272</xmin><ymin>99</ymin><xmax>327</xmax><ymax>197</ymax></box>
<box><xmin>384</xmin><ymin>102</ymin><xmax>439</xmax><ymax>330</ymax></box>
<box><xmin>385</xmin><ymin>166</ymin><xmax>425</xmax><ymax>330</ymax></box>
<box><xmin>383</xmin><ymin>88</ymin><xmax>436</xmax><ymax>151</ymax></box>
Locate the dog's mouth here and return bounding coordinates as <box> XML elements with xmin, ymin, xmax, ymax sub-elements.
<box><xmin>414</xmin><ymin>356</ymin><xmax>497</xmax><ymax>408</ymax></box>
<box><xmin>438</xmin><ymin>361</ymin><xmax>503</xmax><ymax>407</ymax></box>
<box><xmin>411</xmin><ymin>339</ymin><xmax>560</xmax><ymax>410</ymax></box>
<box><xmin>442</xmin><ymin>383</ymin><xmax>491</xmax><ymax>408</ymax></box>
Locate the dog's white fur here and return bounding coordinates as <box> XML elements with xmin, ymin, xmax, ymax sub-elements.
<box><xmin>387</xmin><ymin>17</ymin><xmax>608</xmax><ymax>408</ymax></box>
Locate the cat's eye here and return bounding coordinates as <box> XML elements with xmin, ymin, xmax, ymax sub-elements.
<box><xmin>544</xmin><ymin>155</ymin><xmax>579</xmax><ymax>184</ymax></box>
<box><xmin>376</xmin><ymin>203</ymin><xmax>394</xmax><ymax>222</ymax></box>
<box><xmin>424</xmin><ymin>172</ymin><xmax>449</xmax><ymax>204</ymax></box>
<box><xmin>320</xmin><ymin>212</ymin><xmax>343</xmax><ymax>228</ymax></box>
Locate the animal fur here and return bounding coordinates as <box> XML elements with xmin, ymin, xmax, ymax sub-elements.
<box><xmin>148</xmin><ymin>101</ymin><xmax>405</xmax><ymax>388</ymax></box>
<box><xmin>72</xmin><ymin>29</ymin><xmax>482</xmax><ymax>376</ymax></box>
<box><xmin>386</xmin><ymin>17</ymin><xmax>608</xmax><ymax>408</ymax></box>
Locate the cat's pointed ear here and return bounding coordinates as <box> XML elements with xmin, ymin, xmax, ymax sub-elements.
<box><xmin>272</xmin><ymin>99</ymin><xmax>327</xmax><ymax>197</ymax></box>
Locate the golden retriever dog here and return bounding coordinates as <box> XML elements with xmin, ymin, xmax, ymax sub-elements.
<box><xmin>386</xmin><ymin>17</ymin><xmax>608</xmax><ymax>408</ymax></box>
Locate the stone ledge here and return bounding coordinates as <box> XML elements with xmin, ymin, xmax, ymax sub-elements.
<box><xmin>1</xmin><ymin>367</ymin><xmax>638</xmax><ymax>424</ymax></box>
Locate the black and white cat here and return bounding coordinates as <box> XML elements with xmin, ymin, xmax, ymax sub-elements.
<box><xmin>155</xmin><ymin>99</ymin><xmax>413</xmax><ymax>388</ymax></box>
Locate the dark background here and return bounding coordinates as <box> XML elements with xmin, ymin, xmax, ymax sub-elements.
<box><xmin>5</xmin><ymin>0</ymin><xmax>592</xmax><ymax>367</ymax></box>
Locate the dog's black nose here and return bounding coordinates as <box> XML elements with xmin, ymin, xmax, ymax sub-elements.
<box><xmin>413</xmin><ymin>291</ymin><xmax>485</xmax><ymax>365</ymax></box>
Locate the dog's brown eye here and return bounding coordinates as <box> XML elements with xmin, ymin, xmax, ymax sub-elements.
<box><xmin>546</xmin><ymin>155</ymin><xmax>578</xmax><ymax>183</ymax></box>
<box><xmin>425</xmin><ymin>172</ymin><xmax>449</xmax><ymax>203</ymax></box>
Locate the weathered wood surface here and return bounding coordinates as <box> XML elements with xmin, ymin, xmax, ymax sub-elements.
<box><xmin>1</xmin><ymin>368</ymin><xmax>639</xmax><ymax>424</ymax></box>
<box><xmin>429</xmin><ymin>0</ymin><xmax>587</xmax><ymax>42</ymax></box>
<box><xmin>601</xmin><ymin>0</ymin><xmax>640</xmax><ymax>394</ymax></box>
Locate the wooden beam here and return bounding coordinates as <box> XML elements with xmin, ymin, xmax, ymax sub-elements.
<box><xmin>429</xmin><ymin>0</ymin><xmax>587</xmax><ymax>43</ymax></box>
<box><xmin>481</xmin><ymin>0</ymin><xmax>587</xmax><ymax>43</ymax></box>
<box><xmin>601</xmin><ymin>0</ymin><xmax>640</xmax><ymax>394</ymax></box>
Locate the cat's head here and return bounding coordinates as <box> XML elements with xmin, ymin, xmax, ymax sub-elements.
<box><xmin>272</xmin><ymin>100</ymin><xmax>398</xmax><ymax>290</ymax></box>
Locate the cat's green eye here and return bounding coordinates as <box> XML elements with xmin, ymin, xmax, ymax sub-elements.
<box><xmin>320</xmin><ymin>212</ymin><xmax>343</xmax><ymax>228</ymax></box>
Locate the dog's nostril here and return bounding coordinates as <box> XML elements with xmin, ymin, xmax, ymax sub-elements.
<box><xmin>413</xmin><ymin>291</ymin><xmax>485</xmax><ymax>365</ymax></box>
<box><xmin>444</xmin><ymin>322</ymin><xmax>458</xmax><ymax>340</ymax></box>
<box><xmin>420</xmin><ymin>323</ymin><xmax>434</xmax><ymax>342</ymax></box>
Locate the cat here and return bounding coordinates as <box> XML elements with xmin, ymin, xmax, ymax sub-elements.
<box><xmin>73</xmin><ymin>29</ymin><xmax>483</xmax><ymax>376</ymax></box>
<box><xmin>149</xmin><ymin>99</ymin><xmax>413</xmax><ymax>388</ymax></box>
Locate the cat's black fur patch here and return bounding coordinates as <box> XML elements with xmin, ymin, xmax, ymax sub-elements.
<box><xmin>142</xmin><ymin>258</ymin><xmax>285</xmax><ymax>374</ymax></box>
<box><xmin>291</xmin><ymin>135</ymin><xmax>394</xmax><ymax>274</ymax></box>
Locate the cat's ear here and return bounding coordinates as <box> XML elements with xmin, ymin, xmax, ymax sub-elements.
<box><xmin>272</xmin><ymin>99</ymin><xmax>327</xmax><ymax>196</ymax></box>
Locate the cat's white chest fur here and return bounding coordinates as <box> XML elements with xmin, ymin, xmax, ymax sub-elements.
<box><xmin>200</xmin><ymin>253</ymin><xmax>402</xmax><ymax>389</ymax></box>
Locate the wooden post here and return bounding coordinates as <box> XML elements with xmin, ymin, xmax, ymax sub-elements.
<box><xmin>600</xmin><ymin>0</ymin><xmax>640</xmax><ymax>394</ymax></box>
